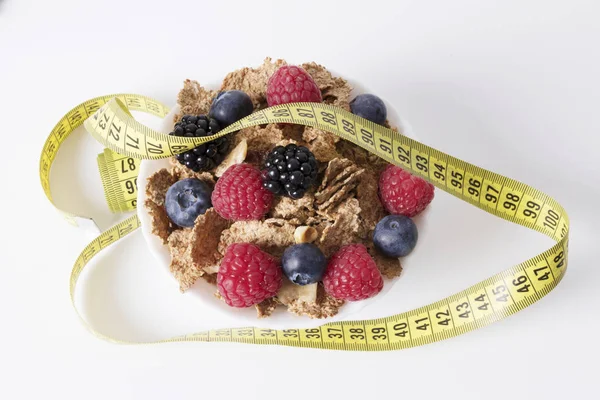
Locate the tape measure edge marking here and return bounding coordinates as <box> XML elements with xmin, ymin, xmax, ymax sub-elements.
<box><xmin>46</xmin><ymin>94</ymin><xmax>569</xmax><ymax>350</ymax></box>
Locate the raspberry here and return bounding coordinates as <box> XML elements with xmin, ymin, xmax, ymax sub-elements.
<box><xmin>379</xmin><ymin>165</ymin><xmax>435</xmax><ymax>217</ymax></box>
<box><xmin>266</xmin><ymin>65</ymin><xmax>322</xmax><ymax>106</ymax></box>
<box><xmin>217</xmin><ymin>243</ymin><xmax>282</xmax><ymax>308</ymax></box>
<box><xmin>212</xmin><ymin>163</ymin><xmax>273</xmax><ymax>221</ymax></box>
<box><xmin>323</xmin><ymin>244</ymin><xmax>383</xmax><ymax>301</ymax></box>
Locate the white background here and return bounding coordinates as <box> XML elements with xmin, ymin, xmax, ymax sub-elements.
<box><xmin>1</xmin><ymin>0</ymin><xmax>599</xmax><ymax>399</ymax></box>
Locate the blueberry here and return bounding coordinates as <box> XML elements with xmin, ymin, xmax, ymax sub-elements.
<box><xmin>350</xmin><ymin>94</ymin><xmax>387</xmax><ymax>125</ymax></box>
<box><xmin>282</xmin><ymin>243</ymin><xmax>327</xmax><ymax>285</ymax></box>
<box><xmin>165</xmin><ymin>178</ymin><xmax>213</xmax><ymax>228</ymax></box>
<box><xmin>373</xmin><ymin>215</ymin><xmax>418</xmax><ymax>258</ymax></box>
<box><xmin>209</xmin><ymin>90</ymin><xmax>254</xmax><ymax>127</ymax></box>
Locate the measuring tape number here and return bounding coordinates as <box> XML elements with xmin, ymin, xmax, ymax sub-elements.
<box><xmin>40</xmin><ymin>95</ymin><xmax>569</xmax><ymax>350</ymax></box>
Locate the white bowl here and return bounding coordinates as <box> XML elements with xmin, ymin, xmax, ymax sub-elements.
<box><xmin>137</xmin><ymin>89</ymin><xmax>419</xmax><ymax>330</ymax></box>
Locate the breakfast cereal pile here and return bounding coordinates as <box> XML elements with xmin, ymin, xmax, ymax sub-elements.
<box><xmin>145</xmin><ymin>58</ymin><xmax>434</xmax><ymax>318</ymax></box>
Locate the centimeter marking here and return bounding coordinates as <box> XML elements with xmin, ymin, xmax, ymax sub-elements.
<box><xmin>40</xmin><ymin>94</ymin><xmax>168</xmax><ymax>219</ymax></box>
<box><xmin>89</xmin><ymin>99</ymin><xmax>568</xmax><ymax>244</ymax></box>
<box><xmin>99</xmin><ymin>148</ymin><xmax>139</xmax><ymax>212</ymax></box>
<box><xmin>96</xmin><ymin>152</ymin><xmax>118</xmax><ymax>213</ymax></box>
<box><xmin>69</xmin><ymin>214</ymin><xmax>566</xmax><ymax>349</ymax></box>
<box><xmin>43</xmin><ymin>94</ymin><xmax>570</xmax><ymax>350</ymax></box>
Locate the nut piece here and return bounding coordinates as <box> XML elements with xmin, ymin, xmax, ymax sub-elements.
<box><xmin>294</xmin><ymin>226</ymin><xmax>318</xmax><ymax>244</ymax></box>
<box><xmin>214</xmin><ymin>139</ymin><xmax>248</xmax><ymax>177</ymax></box>
<box><xmin>277</xmin><ymin>277</ymin><xmax>318</xmax><ymax>305</ymax></box>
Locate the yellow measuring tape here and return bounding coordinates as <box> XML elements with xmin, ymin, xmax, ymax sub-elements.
<box><xmin>97</xmin><ymin>148</ymin><xmax>140</xmax><ymax>212</ymax></box>
<box><xmin>40</xmin><ymin>94</ymin><xmax>569</xmax><ymax>349</ymax></box>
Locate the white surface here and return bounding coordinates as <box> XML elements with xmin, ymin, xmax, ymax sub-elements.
<box><xmin>1</xmin><ymin>0</ymin><xmax>599</xmax><ymax>399</ymax></box>
<box><xmin>135</xmin><ymin>95</ymin><xmax>418</xmax><ymax>330</ymax></box>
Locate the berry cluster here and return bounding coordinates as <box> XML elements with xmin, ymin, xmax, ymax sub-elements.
<box><xmin>217</xmin><ymin>240</ymin><xmax>386</xmax><ymax>307</ymax></box>
<box><xmin>217</xmin><ymin>243</ymin><xmax>282</xmax><ymax>308</ymax></box>
<box><xmin>263</xmin><ymin>144</ymin><xmax>318</xmax><ymax>199</ymax></box>
<box><xmin>211</xmin><ymin>163</ymin><xmax>273</xmax><ymax>221</ymax></box>
<box><xmin>266</xmin><ymin>65</ymin><xmax>322</xmax><ymax>106</ymax></box>
<box><xmin>170</xmin><ymin>115</ymin><xmax>229</xmax><ymax>172</ymax></box>
<box><xmin>161</xmin><ymin>65</ymin><xmax>439</xmax><ymax>311</ymax></box>
<box><xmin>323</xmin><ymin>244</ymin><xmax>384</xmax><ymax>301</ymax></box>
<box><xmin>379</xmin><ymin>165</ymin><xmax>435</xmax><ymax>217</ymax></box>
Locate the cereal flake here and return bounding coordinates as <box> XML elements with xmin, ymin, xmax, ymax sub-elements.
<box><xmin>363</xmin><ymin>240</ymin><xmax>403</xmax><ymax>279</ymax></box>
<box><xmin>218</xmin><ymin>219</ymin><xmax>295</xmax><ymax>257</ymax></box>
<box><xmin>176</xmin><ymin>79</ymin><xmax>218</xmax><ymax>122</ymax></box>
<box><xmin>270</xmin><ymin>192</ymin><xmax>316</xmax><ymax>224</ymax></box>
<box><xmin>221</xmin><ymin>57</ymin><xmax>287</xmax><ymax>108</ymax></box>
<box><xmin>356</xmin><ymin>169</ymin><xmax>386</xmax><ymax>235</ymax></box>
<box><xmin>145</xmin><ymin>199</ymin><xmax>172</xmax><ymax>244</ymax></box>
<box><xmin>301</xmin><ymin>62</ymin><xmax>352</xmax><ymax>110</ymax></box>
<box><xmin>286</xmin><ymin>284</ymin><xmax>345</xmax><ymax>319</ymax></box>
<box><xmin>190</xmin><ymin>208</ymin><xmax>230</xmax><ymax>275</ymax></box>
<box><xmin>145</xmin><ymin>168</ymin><xmax>177</xmax><ymax>206</ymax></box>
<box><xmin>315</xmin><ymin>158</ymin><xmax>364</xmax><ymax>211</ymax></box>
<box><xmin>318</xmin><ymin>198</ymin><xmax>362</xmax><ymax>257</ymax></box>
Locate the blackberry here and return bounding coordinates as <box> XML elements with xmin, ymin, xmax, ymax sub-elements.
<box><xmin>263</xmin><ymin>143</ymin><xmax>318</xmax><ymax>199</ymax></box>
<box><xmin>169</xmin><ymin>115</ymin><xmax>229</xmax><ymax>172</ymax></box>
